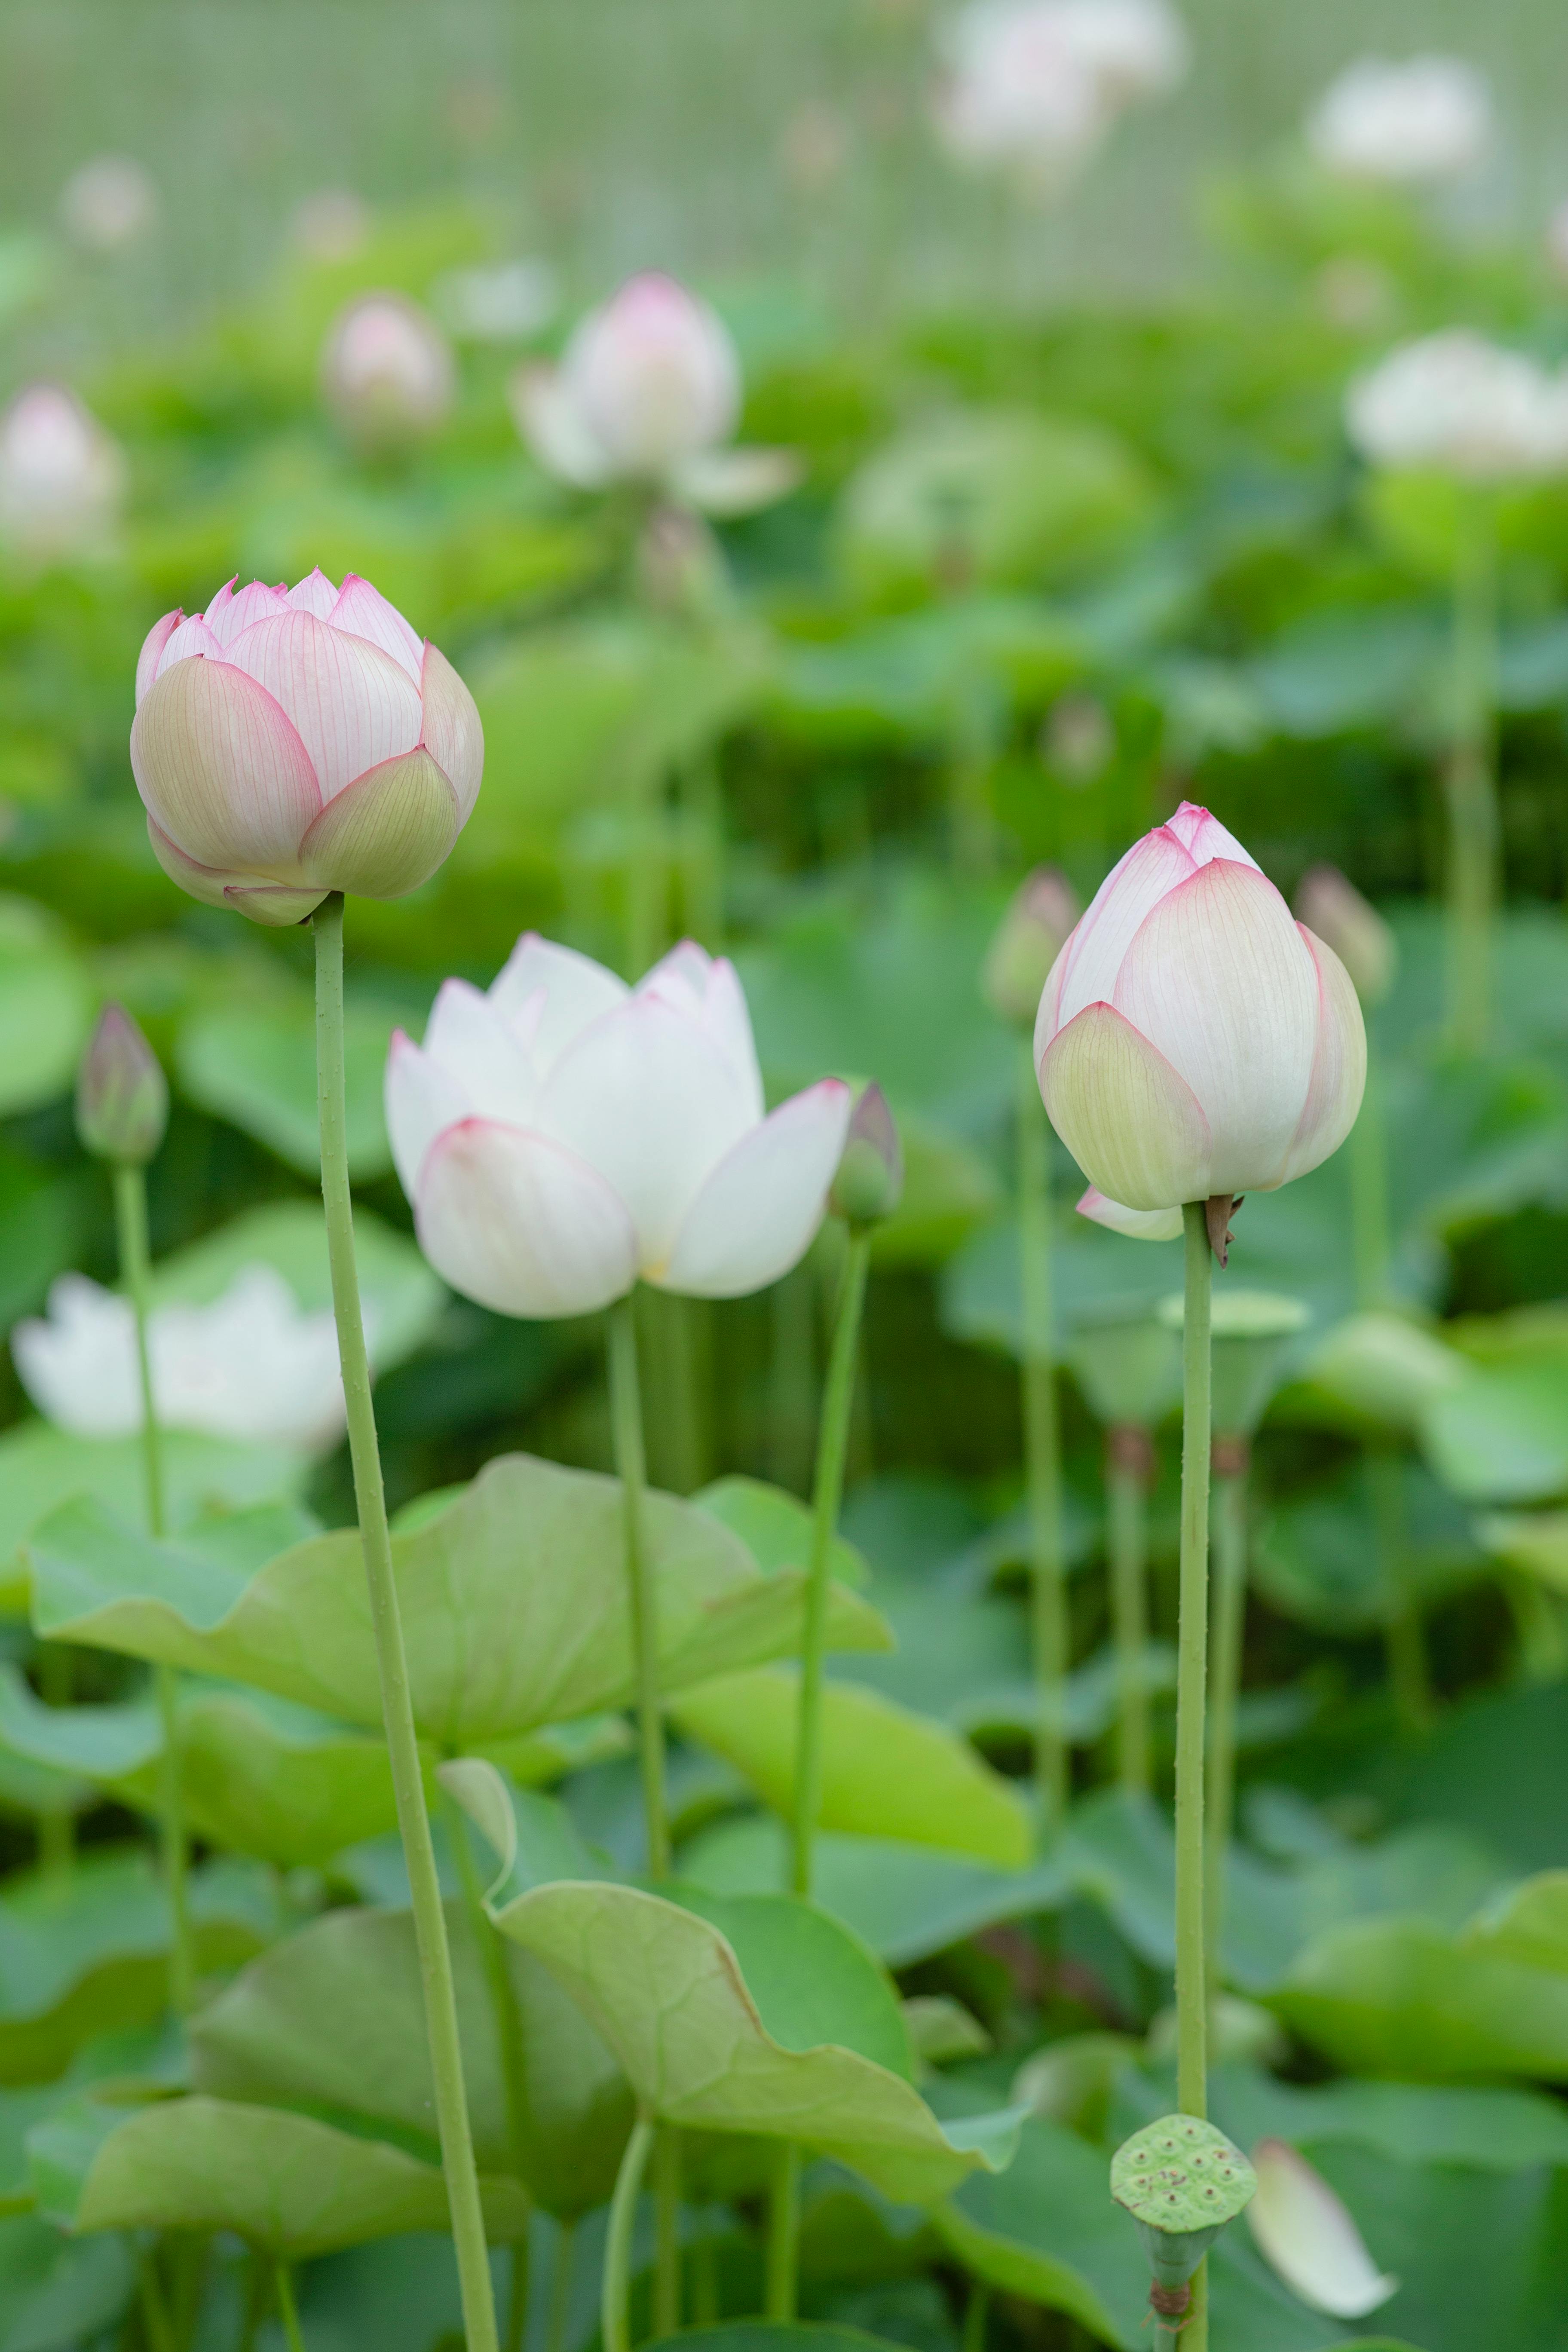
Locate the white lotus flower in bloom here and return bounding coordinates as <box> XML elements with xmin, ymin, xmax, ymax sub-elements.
<box><xmin>511</xmin><ymin>273</ymin><xmax>799</xmax><ymax>516</ymax></box>
<box><xmin>1347</xmin><ymin>332</ymin><xmax>1568</xmax><ymax>482</ymax></box>
<box><xmin>12</xmin><ymin>1268</ymin><xmax>353</xmax><ymax>1452</ymax></box>
<box><xmin>1307</xmin><ymin>56</ymin><xmax>1491</xmax><ymax>187</ymax></box>
<box><xmin>934</xmin><ymin>0</ymin><xmax>1186</xmax><ymax>184</ymax></box>
<box><xmin>0</xmin><ymin>385</ymin><xmax>126</xmax><ymax>564</ymax></box>
<box><xmin>321</xmin><ymin>292</ymin><xmax>456</xmax><ymax>447</ymax></box>
<box><xmin>1248</xmin><ymin>2139</ymin><xmax>1399</xmax><ymax>2319</ymax></box>
<box><xmin>387</xmin><ymin>937</ymin><xmax>852</xmax><ymax>1317</ymax></box>
<box><xmin>59</xmin><ymin>155</ymin><xmax>159</xmax><ymax>251</ymax></box>
<box><xmin>1034</xmin><ymin>802</ymin><xmax>1366</xmax><ymax>1241</ymax></box>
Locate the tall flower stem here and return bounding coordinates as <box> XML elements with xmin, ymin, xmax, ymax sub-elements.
<box><xmin>1017</xmin><ymin>1043</ymin><xmax>1069</xmax><ymax>1835</ymax></box>
<box><xmin>1174</xmin><ymin>1201</ymin><xmax>1214</xmax><ymax>2352</ymax></box>
<box><xmin>607</xmin><ymin>1293</ymin><xmax>669</xmax><ymax>1879</ymax></box>
<box><xmin>112</xmin><ymin>1161</ymin><xmax>191</xmax><ymax>2016</ymax></box>
<box><xmin>791</xmin><ymin>1227</ymin><xmax>871</xmax><ymax>1897</ymax></box>
<box><xmin>1106</xmin><ymin>1429</ymin><xmax>1153</xmax><ymax>1798</ymax></box>
<box><xmin>603</xmin><ymin>2109</ymin><xmax>655</xmax><ymax>2352</ymax></box>
<box><xmin>445</xmin><ymin>1788</ymin><xmax>532</xmax><ymax>2352</ymax></box>
<box><xmin>312</xmin><ymin>895</ymin><xmax>498</xmax><ymax>2352</ymax></box>
<box><xmin>764</xmin><ymin>2141</ymin><xmax>802</xmax><ymax>2320</ymax></box>
<box><xmin>273</xmin><ymin>2265</ymin><xmax>306</xmax><ymax>2352</ymax></box>
<box><xmin>1204</xmin><ymin>1446</ymin><xmax>1248</xmax><ymax>2004</ymax></box>
<box><xmin>1444</xmin><ymin>494</ymin><xmax>1498</xmax><ymax>1056</ymax></box>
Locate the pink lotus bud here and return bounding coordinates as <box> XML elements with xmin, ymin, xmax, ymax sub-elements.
<box><xmin>321</xmin><ymin>293</ymin><xmax>456</xmax><ymax>450</ymax></box>
<box><xmin>59</xmin><ymin>156</ymin><xmax>158</xmax><ymax>252</ymax></box>
<box><xmin>985</xmin><ymin>866</ymin><xmax>1082</xmax><ymax>1026</ymax></box>
<box><xmin>1035</xmin><ymin>802</ymin><xmax>1366</xmax><ymax>1243</ymax></box>
<box><xmin>1248</xmin><ymin>2140</ymin><xmax>1398</xmax><ymax>2319</ymax></box>
<box><xmin>1307</xmin><ymin>55</ymin><xmax>1491</xmax><ymax>187</ymax></box>
<box><xmin>386</xmin><ymin>937</ymin><xmax>851</xmax><ymax>1317</ymax></box>
<box><xmin>130</xmin><ymin>570</ymin><xmax>482</xmax><ymax>927</ymax></box>
<box><xmin>1294</xmin><ymin>864</ymin><xmax>1397</xmax><ymax>1007</ymax></box>
<box><xmin>0</xmin><ymin>384</ymin><xmax>125</xmax><ymax>564</ymax></box>
<box><xmin>1347</xmin><ymin>332</ymin><xmax>1568</xmax><ymax>482</ymax></box>
<box><xmin>75</xmin><ymin>1003</ymin><xmax>168</xmax><ymax>1167</ymax></box>
<box><xmin>830</xmin><ymin>1084</ymin><xmax>904</xmax><ymax>1228</ymax></box>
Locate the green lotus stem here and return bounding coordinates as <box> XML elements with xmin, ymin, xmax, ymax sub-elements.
<box><xmin>608</xmin><ymin>1293</ymin><xmax>669</xmax><ymax>1879</ymax></box>
<box><xmin>1349</xmin><ymin>1038</ymin><xmax>1392</xmax><ymax>1309</ymax></box>
<box><xmin>1368</xmin><ymin>1449</ymin><xmax>1433</xmax><ymax>1732</ymax></box>
<box><xmin>1444</xmin><ymin>493</ymin><xmax>1498</xmax><ymax>1055</ymax></box>
<box><xmin>545</xmin><ymin>2218</ymin><xmax>576</xmax><ymax>2352</ymax></box>
<box><xmin>274</xmin><ymin>2264</ymin><xmax>306</xmax><ymax>2352</ymax></box>
<box><xmin>113</xmin><ymin>1161</ymin><xmax>192</xmax><ymax>2016</ymax></box>
<box><xmin>1174</xmin><ymin>1202</ymin><xmax>1213</xmax><ymax>2352</ymax></box>
<box><xmin>445</xmin><ymin>1787</ymin><xmax>532</xmax><ymax>2352</ymax></box>
<box><xmin>963</xmin><ymin>2279</ymin><xmax>989</xmax><ymax>2352</ymax></box>
<box><xmin>764</xmin><ymin>2141</ymin><xmax>801</xmax><ymax>2320</ymax></box>
<box><xmin>603</xmin><ymin>2109</ymin><xmax>655</xmax><ymax>2352</ymax></box>
<box><xmin>1018</xmin><ymin>1041</ymin><xmax>1069</xmax><ymax>1834</ymax></box>
<box><xmin>1106</xmin><ymin>1435</ymin><xmax>1153</xmax><ymax>1798</ymax></box>
<box><xmin>138</xmin><ymin>2248</ymin><xmax>176</xmax><ymax>2352</ymax></box>
<box><xmin>1204</xmin><ymin>1453</ymin><xmax>1249</xmax><ymax>2003</ymax></box>
<box><xmin>792</xmin><ymin>1228</ymin><xmax>871</xmax><ymax>1897</ymax></box>
<box><xmin>652</xmin><ymin>2127</ymin><xmax>682</xmax><ymax>2334</ymax></box>
<box><xmin>35</xmin><ymin>1642</ymin><xmax>75</xmax><ymax>1879</ymax></box>
<box><xmin>312</xmin><ymin>894</ymin><xmax>499</xmax><ymax>2352</ymax></box>
<box><xmin>691</xmin><ymin>2231</ymin><xmax>720</xmax><ymax>2324</ymax></box>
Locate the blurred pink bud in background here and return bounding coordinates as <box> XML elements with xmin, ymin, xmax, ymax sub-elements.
<box><xmin>1307</xmin><ymin>55</ymin><xmax>1491</xmax><ymax>187</ymax></box>
<box><xmin>131</xmin><ymin>570</ymin><xmax>482</xmax><ymax>925</ymax></box>
<box><xmin>76</xmin><ymin>1003</ymin><xmax>168</xmax><ymax>1167</ymax></box>
<box><xmin>321</xmin><ymin>291</ymin><xmax>456</xmax><ymax>449</ymax></box>
<box><xmin>1347</xmin><ymin>331</ymin><xmax>1568</xmax><ymax>481</ymax></box>
<box><xmin>0</xmin><ymin>384</ymin><xmax>126</xmax><ymax>564</ymax></box>
<box><xmin>59</xmin><ymin>154</ymin><xmax>159</xmax><ymax>251</ymax></box>
<box><xmin>1295</xmin><ymin>864</ymin><xmax>1398</xmax><ymax>1008</ymax></box>
<box><xmin>985</xmin><ymin>865</ymin><xmax>1082</xmax><ymax>1026</ymax></box>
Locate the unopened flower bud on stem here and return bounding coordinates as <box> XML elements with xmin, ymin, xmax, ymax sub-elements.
<box><xmin>984</xmin><ymin>865</ymin><xmax>1081</xmax><ymax>1027</ymax></box>
<box><xmin>75</xmin><ymin>1003</ymin><xmax>168</xmax><ymax>1167</ymax></box>
<box><xmin>829</xmin><ymin>1083</ymin><xmax>904</xmax><ymax>1230</ymax></box>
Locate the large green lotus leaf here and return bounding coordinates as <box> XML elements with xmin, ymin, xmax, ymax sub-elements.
<box><xmin>669</xmin><ymin>1669</ymin><xmax>1033</xmax><ymax>1868</ymax></box>
<box><xmin>490</xmin><ymin>1879</ymin><xmax>1021</xmax><ymax>2204</ymax></box>
<box><xmin>0</xmin><ymin>2213</ymin><xmax>132</xmax><ymax>2352</ymax></box>
<box><xmin>0</xmin><ymin>1145</ymin><xmax>82</xmax><ymax>1338</ymax></box>
<box><xmin>27</xmin><ymin>2093</ymin><xmax>528</xmax><ymax>2257</ymax></box>
<box><xmin>0</xmin><ymin>1430</ymin><xmax>310</xmax><ymax>1617</ymax></box>
<box><xmin>769</xmin><ymin>598</ymin><xmax>1085</xmax><ymax>746</ymax></box>
<box><xmin>1253</xmin><ymin>1461</ymin><xmax>1484</xmax><ymax>1634</ymax></box>
<box><xmin>29</xmin><ymin>1453</ymin><xmax>891</xmax><ymax>1743</ymax></box>
<box><xmin>0</xmin><ymin>1848</ymin><xmax>280</xmax><ymax>2085</ymax></box>
<box><xmin>0</xmin><ymin>899</ymin><xmax>95</xmax><ymax>1118</ymax></box>
<box><xmin>153</xmin><ymin>1686</ymin><xmax>404</xmax><ymax>1866</ymax></box>
<box><xmin>437</xmin><ymin>1761</ymin><xmax>617</xmax><ymax>1912</ymax></box>
<box><xmin>1203</xmin><ymin>2060</ymin><xmax>1568</xmax><ymax>2173</ymax></box>
<box><xmin>176</xmin><ymin>989</ymin><xmax>411</xmax><ymax>1179</ymax></box>
<box><xmin>1421</xmin><ymin>1356</ymin><xmax>1568</xmax><ymax>1505</ymax></box>
<box><xmin>1369</xmin><ymin>1681</ymin><xmax>1568</xmax><ymax>1876</ymax></box>
<box><xmin>678</xmin><ymin>1813</ymin><xmax>1069</xmax><ymax>1967</ymax></box>
<box><xmin>694</xmin><ymin>1477</ymin><xmax>869</xmax><ymax>1589</ymax></box>
<box><xmin>148</xmin><ymin>1198</ymin><xmax>446</xmax><ymax>1369</ymax></box>
<box><xmin>192</xmin><ymin>1894</ymin><xmax>633</xmax><ymax>2220</ymax></box>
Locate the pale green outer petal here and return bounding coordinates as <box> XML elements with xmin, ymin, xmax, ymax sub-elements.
<box><xmin>1279</xmin><ymin>925</ymin><xmax>1367</xmax><ymax>1184</ymax></box>
<box><xmin>415</xmin><ymin>1117</ymin><xmax>638</xmax><ymax>1318</ymax></box>
<box><xmin>146</xmin><ymin>818</ymin><xmax>325</xmax><ymax>927</ymax></box>
<box><xmin>298</xmin><ymin>747</ymin><xmax>459</xmax><ymax>897</ymax></box>
<box><xmin>1112</xmin><ymin>859</ymin><xmax>1319</xmax><ymax>1197</ymax></box>
<box><xmin>1247</xmin><ymin>2138</ymin><xmax>1398</xmax><ymax>2319</ymax></box>
<box><xmin>1075</xmin><ymin>1186</ymin><xmax>1185</xmax><ymax>1241</ymax></box>
<box><xmin>131</xmin><ymin>657</ymin><xmax>321</xmax><ymax>872</ymax></box>
<box><xmin>418</xmin><ymin>642</ymin><xmax>484</xmax><ymax>825</ymax></box>
<box><xmin>223</xmin><ymin>883</ymin><xmax>332</xmax><ymax>928</ymax></box>
<box><xmin>1038</xmin><ymin>1002</ymin><xmax>1210</xmax><ymax>1212</ymax></box>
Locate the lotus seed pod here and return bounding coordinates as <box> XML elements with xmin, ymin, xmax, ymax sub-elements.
<box><xmin>75</xmin><ymin>1003</ymin><xmax>168</xmax><ymax>1167</ymax></box>
<box><xmin>1111</xmin><ymin>2113</ymin><xmax>1256</xmax><ymax>2328</ymax></box>
<box><xmin>1158</xmin><ymin>1287</ymin><xmax>1311</xmax><ymax>1442</ymax></box>
<box><xmin>829</xmin><ymin>1082</ymin><xmax>904</xmax><ymax>1229</ymax></box>
<box><xmin>1067</xmin><ymin>1298</ymin><xmax>1182</xmax><ymax>1432</ymax></box>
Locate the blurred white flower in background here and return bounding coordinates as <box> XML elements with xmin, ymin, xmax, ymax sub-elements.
<box><xmin>1347</xmin><ymin>331</ymin><xmax>1568</xmax><ymax>480</ymax></box>
<box><xmin>320</xmin><ymin>291</ymin><xmax>456</xmax><ymax>450</ymax></box>
<box><xmin>433</xmin><ymin>259</ymin><xmax>558</xmax><ymax>343</ymax></box>
<box><xmin>933</xmin><ymin>0</ymin><xmax>1187</xmax><ymax>189</ymax></box>
<box><xmin>12</xmin><ymin>1268</ymin><xmax>356</xmax><ymax>1453</ymax></box>
<box><xmin>291</xmin><ymin>189</ymin><xmax>372</xmax><ymax>264</ymax></box>
<box><xmin>1248</xmin><ymin>2140</ymin><xmax>1399</xmax><ymax>2319</ymax></box>
<box><xmin>1307</xmin><ymin>55</ymin><xmax>1492</xmax><ymax>187</ymax></box>
<box><xmin>512</xmin><ymin>272</ymin><xmax>799</xmax><ymax>514</ymax></box>
<box><xmin>59</xmin><ymin>155</ymin><xmax>159</xmax><ymax>252</ymax></box>
<box><xmin>0</xmin><ymin>384</ymin><xmax>126</xmax><ymax>564</ymax></box>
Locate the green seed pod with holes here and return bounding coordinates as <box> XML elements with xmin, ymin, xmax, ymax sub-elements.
<box><xmin>1111</xmin><ymin>2114</ymin><xmax>1256</xmax><ymax>2326</ymax></box>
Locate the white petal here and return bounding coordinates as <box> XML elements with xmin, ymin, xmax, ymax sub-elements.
<box><xmin>419</xmin><ymin>977</ymin><xmax>539</xmax><ymax>1124</ymax></box>
<box><xmin>415</xmin><ymin>1118</ymin><xmax>638</xmax><ymax>1317</ymax></box>
<box><xmin>669</xmin><ymin>445</ymin><xmax>802</xmax><ymax>515</ymax></box>
<box><xmin>287</xmin><ymin>567</ymin><xmax>340</xmax><ymax>620</ymax></box>
<box><xmin>1076</xmin><ymin>1187</ymin><xmax>1185</xmax><ymax>1241</ymax></box>
<box><xmin>658</xmin><ymin>1080</ymin><xmax>852</xmax><ymax>1297</ymax></box>
<box><xmin>1038</xmin><ymin>1001</ymin><xmax>1211</xmax><ymax>1211</ymax></box>
<box><xmin>327</xmin><ymin>573</ymin><xmax>425</xmax><ymax>682</ymax></box>
<box><xmin>385</xmin><ymin>1030</ymin><xmax>472</xmax><ymax>1200</ymax></box>
<box><xmin>206</xmin><ymin>579</ymin><xmax>288</xmax><ymax>646</ymax></box>
<box><xmin>1248</xmin><ymin>2139</ymin><xmax>1398</xmax><ymax>2320</ymax></box>
<box><xmin>1044</xmin><ymin>824</ymin><xmax>1198</xmax><ymax>1040</ymax></box>
<box><xmin>539</xmin><ymin>993</ymin><xmax>759</xmax><ymax>1269</ymax></box>
<box><xmin>1112</xmin><ymin>860</ymin><xmax>1320</xmax><ymax>1198</ymax></box>
<box><xmin>509</xmin><ymin>363</ymin><xmax>615</xmax><ymax>488</ymax></box>
<box><xmin>417</xmin><ymin>643</ymin><xmax>484</xmax><ymax>825</ymax></box>
<box><xmin>153</xmin><ymin>1266</ymin><xmax>346</xmax><ymax>1451</ymax></box>
<box><xmin>220</xmin><ymin>608</ymin><xmax>422</xmax><ymax>802</ymax></box>
<box><xmin>1165</xmin><ymin>800</ymin><xmax>1260</xmax><ymax>870</ymax></box>
<box><xmin>136</xmin><ymin>611</ymin><xmax>181</xmax><ymax>706</ymax></box>
<box><xmin>1280</xmin><ymin>925</ymin><xmax>1368</xmax><ymax>1184</ymax></box>
<box><xmin>488</xmin><ymin>934</ymin><xmax>630</xmax><ymax>1068</ymax></box>
<box><xmin>12</xmin><ymin>1275</ymin><xmax>142</xmax><ymax>1438</ymax></box>
<box><xmin>153</xmin><ymin>614</ymin><xmax>226</xmax><ymax>677</ymax></box>
<box><xmin>639</xmin><ymin>945</ymin><xmax>763</xmax><ymax>1122</ymax></box>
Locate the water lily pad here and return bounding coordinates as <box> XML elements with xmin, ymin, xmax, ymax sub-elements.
<box><xmin>0</xmin><ymin>900</ymin><xmax>95</xmax><ymax>1119</ymax></box>
<box><xmin>177</xmin><ymin>989</ymin><xmax>409</xmax><ymax>1179</ymax></box>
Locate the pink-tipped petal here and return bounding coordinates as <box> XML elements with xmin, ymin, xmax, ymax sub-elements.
<box><xmin>639</xmin><ymin>944</ymin><xmax>764</xmax><ymax>1121</ymax></box>
<box><xmin>153</xmin><ymin>614</ymin><xmax>226</xmax><ymax>677</ymax></box>
<box><xmin>1112</xmin><ymin>859</ymin><xmax>1320</xmax><ymax>1198</ymax></box>
<box><xmin>1280</xmin><ymin>925</ymin><xmax>1368</xmax><ymax>1185</ymax></box>
<box><xmin>1165</xmin><ymin>800</ymin><xmax>1260</xmax><ymax>869</ymax></box>
<box><xmin>488</xmin><ymin>934</ymin><xmax>629</xmax><ymax>1063</ymax></box>
<box><xmin>327</xmin><ymin>573</ymin><xmax>425</xmax><ymax>682</ymax></box>
<box><xmin>135</xmin><ymin>610</ymin><xmax>181</xmax><ymax>707</ymax></box>
<box><xmin>131</xmin><ymin>657</ymin><xmax>322</xmax><ymax>871</ymax></box>
<box><xmin>220</xmin><ymin>608</ymin><xmax>422</xmax><ymax>803</ymax></box>
<box><xmin>539</xmin><ymin>993</ymin><xmax>760</xmax><ymax>1268</ymax></box>
<box><xmin>1045</xmin><ymin>824</ymin><xmax>1199</xmax><ymax>1042</ymax></box>
<box><xmin>1076</xmin><ymin>1187</ymin><xmax>1185</xmax><ymax>1241</ymax></box>
<box><xmin>509</xmin><ymin>363</ymin><xmax>615</xmax><ymax>489</ymax></box>
<box><xmin>1038</xmin><ymin>1001</ymin><xmax>1211</xmax><ymax>1212</ymax></box>
<box><xmin>385</xmin><ymin>1029</ymin><xmax>473</xmax><ymax>1199</ymax></box>
<box><xmin>206</xmin><ymin>579</ymin><xmax>289</xmax><ymax>646</ymax></box>
<box><xmin>287</xmin><ymin>567</ymin><xmax>339</xmax><ymax>619</ymax></box>
<box><xmin>202</xmin><ymin>578</ymin><xmax>238</xmax><ymax>633</ymax></box>
<box><xmin>420</xmin><ymin>977</ymin><xmax>538</xmax><ymax>1127</ymax></box>
<box><xmin>416</xmin><ymin>641</ymin><xmax>483</xmax><ymax>824</ymax></box>
<box><xmin>658</xmin><ymin>1078</ymin><xmax>853</xmax><ymax>1297</ymax></box>
<box><xmin>1248</xmin><ymin>2140</ymin><xmax>1398</xmax><ymax>2320</ymax></box>
<box><xmin>415</xmin><ymin>1118</ymin><xmax>638</xmax><ymax>1318</ymax></box>
<box><xmin>297</xmin><ymin>745</ymin><xmax>459</xmax><ymax>897</ymax></box>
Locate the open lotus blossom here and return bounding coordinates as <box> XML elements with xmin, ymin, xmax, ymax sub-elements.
<box><xmin>130</xmin><ymin>569</ymin><xmax>482</xmax><ymax>925</ymax></box>
<box><xmin>0</xmin><ymin>383</ymin><xmax>126</xmax><ymax>564</ymax></box>
<box><xmin>1307</xmin><ymin>55</ymin><xmax>1491</xmax><ymax>186</ymax></box>
<box><xmin>1248</xmin><ymin>2140</ymin><xmax>1399</xmax><ymax>2319</ymax></box>
<box><xmin>12</xmin><ymin>1268</ymin><xmax>353</xmax><ymax>1452</ymax></box>
<box><xmin>1033</xmin><ymin>802</ymin><xmax>1366</xmax><ymax>1241</ymax></box>
<box><xmin>387</xmin><ymin>937</ymin><xmax>852</xmax><ymax>1317</ymax></box>
<box><xmin>320</xmin><ymin>291</ymin><xmax>456</xmax><ymax>448</ymax></box>
<box><xmin>1347</xmin><ymin>331</ymin><xmax>1568</xmax><ymax>481</ymax></box>
<box><xmin>934</xmin><ymin>0</ymin><xmax>1186</xmax><ymax>185</ymax></box>
<box><xmin>511</xmin><ymin>272</ymin><xmax>799</xmax><ymax>516</ymax></box>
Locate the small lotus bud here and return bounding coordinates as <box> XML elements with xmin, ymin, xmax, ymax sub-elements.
<box><xmin>75</xmin><ymin>1003</ymin><xmax>168</xmax><ymax>1166</ymax></box>
<box><xmin>1043</xmin><ymin>692</ymin><xmax>1115</xmax><ymax>785</ymax></box>
<box><xmin>984</xmin><ymin>866</ymin><xmax>1081</xmax><ymax>1027</ymax></box>
<box><xmin>1111</xmin><ymin>2114</ymin><xmax>1256</xmax><ymax>2334</ymax></box>
<box><xmin>1295</xmin><ymin>865</ymin><xmax>1397</xmax><ymax>1007</ymax></box>
<box><xmin>321</xmin><ymin>292</ymin><xmax>456</xmax><ymax>451</ymax></box>
<box><xmin>830</xmin><ymin>1083</ymin><xmax>903</xmax><ymax>1229</ymax></box>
